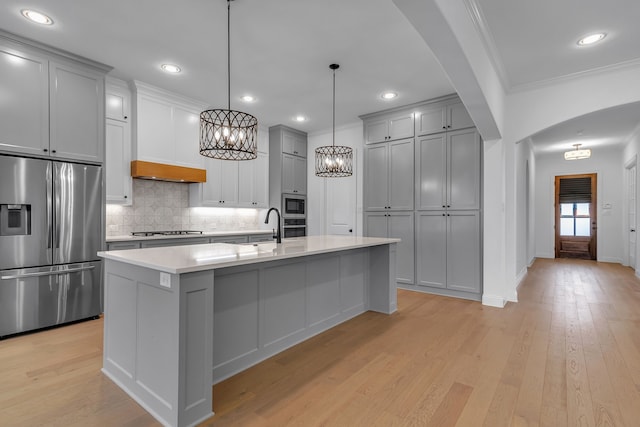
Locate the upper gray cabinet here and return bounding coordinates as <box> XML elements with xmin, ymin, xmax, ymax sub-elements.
<box><xmin>415</xmin><ymin>101</ymin><xmax>474</xmax><ymax>136</ymax></box>
<box><xmin>282</xmin><ymin>131</ymin><xmax>307</xmax><ymax>158</ymax></box>
<box><xmin>0</xmin><ymin>34</ymin><xmax>109</xmax><ymax>163</ymax></box>
<box><xmin>269</xmin><ymin>125</ymin><xmax>307</xmax><ymax>205</ymax></box>
<box><xmin>364</xmin><ymin>138</ymin><xmax>414</xmax><ymax>211</ymax></box>
<box><xmin>364</xmin><ymin>112</ymin><xmax>414</xmax><ymax>144</ymax></box>
<box><xmin>416</xmin><ymin>128</ymin><xmax>480</xmax><ymax>210</ymax></box>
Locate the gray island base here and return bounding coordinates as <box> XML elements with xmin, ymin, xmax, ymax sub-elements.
<box><xmin>98</xmin><ymin>235</ymin><xmax>399</xmax><ymax>427</ymax></box>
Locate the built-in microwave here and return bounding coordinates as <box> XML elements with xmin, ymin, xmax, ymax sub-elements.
<box><xmin>282</xmin><ymin>194</ymin><xmax>306</xmax><ymax>217</ymax></box>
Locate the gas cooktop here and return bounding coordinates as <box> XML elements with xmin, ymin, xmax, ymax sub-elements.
<box><xmin>131</xmin><ymin>230</ymin><xmax>203</xmax><ymax>237</ymax></box>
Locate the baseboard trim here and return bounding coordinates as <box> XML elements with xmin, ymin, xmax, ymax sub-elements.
<box><xmin>482</xmin><ymin>294</ymin><xmax>506</xmax><ymax>308</ymax></box>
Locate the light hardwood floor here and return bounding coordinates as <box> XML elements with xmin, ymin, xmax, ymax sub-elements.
<box><xmin>2</xmin><ymin>258</ymin><xmax>640</xmax><ymax>426</ymax></box>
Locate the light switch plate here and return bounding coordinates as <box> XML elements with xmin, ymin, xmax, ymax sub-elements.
<box><xmin>159</xmin><ymin>272</ymin><xmax>171</xmax><ymax>288</ymax></box>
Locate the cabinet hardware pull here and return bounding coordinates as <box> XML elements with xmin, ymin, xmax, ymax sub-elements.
<box><xmin>124</xmin><ymin>116</ymin><xmax>128</xmax><ymax>119</ymax></box>
<box><xmin>124</xmin><ymin>195</ymin><xmax>127</xmax><ymax>199</ymax></box>
<box><xmin>43</xmin><ymin>148</ymin><xmax>48</xmax><ymax>152</ymax></box>
<box><xmin>52</xmin><ymin>150</ymin><xmax>57</xmax><ymax>153</ymax></box>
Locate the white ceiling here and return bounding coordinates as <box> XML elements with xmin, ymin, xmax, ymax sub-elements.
<box><xmin>528</xmin><ymin>102</ymin><xmax>640</xmax><ymax>154</ymax></box>
<box><xmin>0</xmin><ymin>0</ymin><xmax>455</xmax><ymax>134</ymax></box>
<box><xmin>470</xmin><ymin>0</ymin><xmax>640</xmax><ymax>153</ymax></box>
<box><xmin>1</xmin><ymin>0</ymin><xmax>639</xmax><ymax>150</ymax></box>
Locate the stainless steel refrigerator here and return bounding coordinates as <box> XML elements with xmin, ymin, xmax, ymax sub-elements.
<box><xmin>0</xmin><ymin>155</ymin><xmax>102</xmax><ymax>337</ymax></box>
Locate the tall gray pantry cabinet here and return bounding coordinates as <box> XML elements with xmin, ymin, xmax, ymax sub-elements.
<box><xmin>361</xmin><ymin>95</ymin><xmax>482</xmax><ymax>301</ymax></box>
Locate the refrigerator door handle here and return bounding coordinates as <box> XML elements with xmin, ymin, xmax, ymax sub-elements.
<box><xmin>1</xmin><ymin>265</ymin><xmax>95</xmax><ymax>280</ymax></box>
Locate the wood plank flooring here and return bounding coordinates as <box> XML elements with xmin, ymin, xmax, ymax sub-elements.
<box><xmin>1</xmin><ymin>258</ymin><xmax>640</xmax><ymax>426</ymax></box>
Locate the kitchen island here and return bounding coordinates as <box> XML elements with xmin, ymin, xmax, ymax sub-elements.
<box><xmin>98</xmin><ymin>235</ymin><xmax>399</xmax><ymax>427</ymax></box>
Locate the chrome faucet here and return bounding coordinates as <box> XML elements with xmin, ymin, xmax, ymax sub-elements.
<box><xmin>264</xmin><ymin>207</ymin><xmax>282</xmax><ymax>243</ymax></box>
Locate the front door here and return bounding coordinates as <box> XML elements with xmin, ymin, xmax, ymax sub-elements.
<box><xmin>555</xmin><ymin>174</ymin><xmax>597</xmax><ymax>260</ymax></box>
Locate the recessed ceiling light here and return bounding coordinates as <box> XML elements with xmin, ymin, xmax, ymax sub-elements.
<box><xmin>21</xmin><ymin>9</ymin><xmax>53</xmax><ymax>25</ymax></box>
<box><xmin>381</xmin><ymin>91</ymin><xmax>398</xmax><ymax>100</ymax></box>
<box><xmin>161</xmin><ymin>64</ymin><xmax>181</xmax><ymax>74</ymax></box>
<box><xmin>577</xmin><ymin>33</ymin><xmax>606</xmax><ymax>46</ymax></box>
<box><xmin>294</xmin><ymin>115</ymin><xmax>307</xmax><ymax>122</ymax></box>
<box><xmin>240</xmin><ymin>95</ymin><xmax>255</xmax><ymax>102</ymax></box>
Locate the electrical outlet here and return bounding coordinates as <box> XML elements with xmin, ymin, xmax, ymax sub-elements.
<box><xmin>159</xmin><ymin>272</ymin><xmax>171</xmax><ymax>288</ymax></box>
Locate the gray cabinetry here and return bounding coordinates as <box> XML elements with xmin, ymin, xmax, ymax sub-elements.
<box><xmin>0</xmin><ymin>34</ymin><xmax>108</xmax><ymax>163</ymax></box>
<box><xmin>107</xmin><ymin>241</ymin><xmax>141</xmax><ymax>251</ymax></box>
<box><xmin>364</xmin><ymin>138</ymin><xmax>414</xmax><ymax>211</ymax></box>
<box><xmin>416</xmin><ymin>128</ymin><xmax>480</xmax><ymax>210</ymax></box>
<box><xmin>269</xmin><ymin>125</ymin><xmax>307</xmax><ymax>207</ymax></box>
<box><xmin>415</xmin><ymin>101</ymin><xmax>474</xmax><ymax>136</ymax></box>
<box><xmin>416</xmin><ymin>211</ymin><xmax>480</xmax><ymax>296</ymax></box>
<box><xmin>365</xmin><ymin>211</ymin><xmax>414</xmax><ymax>285</ymax></box>
<box><xmin>282</xmin><ymin>153</ymin><xmax>307</xmax><ymax>194</ymax></box>
<box><xmin>364</xmin><ymin>112</ymin><xmax>414</xmax><ymax>144</ymax></box>
<box><xmin>362</xmin><ymin>95</ymin><xmax>482</xmax><ymax>301</ymax></box>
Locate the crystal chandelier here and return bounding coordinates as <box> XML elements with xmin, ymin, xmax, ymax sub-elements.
<box><xmin>200</xmin><ymin>0</ymin><xmax>257</xmax><ymax>160</ymax></box>
<box><xmin>315</xmin><ymin>64</ymin><xmax>353</xmax><ymax>177</ymax></box>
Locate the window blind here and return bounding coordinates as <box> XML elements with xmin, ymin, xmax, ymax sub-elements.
<box><xmin>559</xmin><ymin>177</ymin><xmax>591</xmax><ymax>203</ymax></box>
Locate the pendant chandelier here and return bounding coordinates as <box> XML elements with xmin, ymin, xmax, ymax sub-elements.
<box><xmin>200</xmin><ymin>0</ymin><xmax>257</xmax><ymax>160</ymax></box>
<box><xmin>315</xmin><ymin>64</ymin><xmax>353</xmax><ymax>177</ymax></box>
<box><xmin>564</xmin><ymin>143</ymin><xmax>591</xmax><ymax>160</ymax></box>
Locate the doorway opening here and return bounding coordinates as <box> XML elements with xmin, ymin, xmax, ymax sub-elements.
<box><xmin>555</xmin><ymin>173</ymin><xmax>597</xmax><ymax>260</ymax></box>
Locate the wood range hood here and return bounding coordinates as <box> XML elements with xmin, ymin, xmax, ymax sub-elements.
<box><xmin>130</xmin><ymin>160</ymin><xmax>206</xmax><ymax>183</ymax></box>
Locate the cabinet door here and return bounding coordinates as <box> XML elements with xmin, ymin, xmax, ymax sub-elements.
<box><xmin>448</xmin><ymin>102</ymin><xmax>474</xmax><ymax>131</ymax></box>
<box><xmin>363</xmin><ymin>144</ymin><xmax>389</xmax><ymax>210</ymax></box>
<box><xmin>237</xmin><ymin>159</ymin><xmax>255</xmax><ymax>207</ymax></box>
<box><xmin>105</xmin><ymin>119</ymin><xmax>132</xmax><ymax>204</ymax></box>
<box><xmin>364</xmin><ymin>118</ymin><xmax>389</xmax><ymax>144</ymax></box>
<box><xmin>388</xmin><ymin>212</ymin><xmax>415</xmax><ymax>285</ymax></box>
<box><xmin>446</xmin><ymin>211</ymin><xmax>480</xmax><ymax>293</ymax></box>
<box><xmin>388</xmin><ymin>113</ymin><xmax>414</xmax><ymax>141</ymax></box>
<box><xmin>0</xmin><ymin>46</ymin><xmax>49</xmax><ymax>156</ymax></box>
<box><xmin>416</xmin><ymin>134</ymin><xmax>446</xmax><ymax>210</ymax></box>
<box><xmin>173</xmin><ymin>106</ymin><xmax>202</xmax><ymax>169</ymax></box>
<box><xmin>293</xmin><ymin>156</ymin><xmax>307</xmax><ymax>194</ymax></box>
<box><xmin>282</xmin><ymin>131</ymin><xmax>306</xmax><ymax>157</ymax></box>
<box><xmin>416</xmin><ymin>212</ymin><xmax>447</xmax><ymax>289</ymax></box>
<box><xmin>201</xmin><ymin>159</ymin><xmax>223</xmax><ymax>205</ymax></box>
<box><xmin>50</xmin><ymin>62</ymin><xmax>104</xmax><ymax>163</ymax></box>
<box><xmin>448</xmin><ymin>129</ymin><xmax>480</xmax><ymax>210</ymax></box>
<box><xmin>388</xmin><ymin>138</ymin><xmax>414</xmax><ymax>210</ymax></box>
<box><xmin>364</xmin><ymin>212</ymin><xmax>388</xmax><ymax>238</ymax></box>
<box><xmin>237</xmin><ymin>153</ymin><xmax>268</xmax><ymax>207</ymax></box>
<box><xmin>415</xmin><ymin>105</ymin><xmax>446</xmax><ymax>136</ymax></box>
<box><xmin>281</xmin><ymin>153</ymin><xmax>296</xmax><ymax>194</ymax></box>
<box><xmin>106</xmin><ymin>85</ymin><xmax>130</xmax><ymax>122</ymax></box>
<box><xmin>219</xmin><ymin>160</ymin><xmax>239</xmax><ymax>205</ymax></box>
<box><xmin>253</xmin><ymin>152</ymin><xmax>269</xmax><ymax>207</ymax></box>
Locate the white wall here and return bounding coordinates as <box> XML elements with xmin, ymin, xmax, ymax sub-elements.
<box><xmin>306</xmin><ymin>122</ymin><xmax>363</xmax><ymax>236</ymax></box>
<box><xmin>534</xmin><ymin>147</ymin><xmax>624</xmax><ymax>263</ymax></box>
<box><xmin>515</xmin><ymin>139</ymin><xmax>535</xmax><ymax>284</ymax></box>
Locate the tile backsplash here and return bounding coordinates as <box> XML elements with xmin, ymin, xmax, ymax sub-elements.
<box><xmin>106</xmin><ymin>179</ymin><xmax>263</xmax><ymax>236</ymax></box>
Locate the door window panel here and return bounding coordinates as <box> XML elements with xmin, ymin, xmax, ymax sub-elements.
<box><xmin>560</xmin><ymin>202</ymin><xmax>591</xmax><ymax>236</ymax></box>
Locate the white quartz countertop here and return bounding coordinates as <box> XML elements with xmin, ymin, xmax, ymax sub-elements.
<box><xmin>98</xmin><ymin>235</ymin><xmax>400</xmax><ymax>274</ymax></box>
<box><xmin>105</xmin><ymin>229</ymin><xmax>272</xmax><ymax>243</ymax></box>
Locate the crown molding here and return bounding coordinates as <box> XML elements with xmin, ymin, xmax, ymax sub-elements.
<box><xmin>508</xmin><ymin>56</ymin><xmax>640</xmax><ymax>94</ymax></box>
<box><xmin>462</xmin><ymin>0</ymin><xmax>511</xmax><ymax>93</ymax></box>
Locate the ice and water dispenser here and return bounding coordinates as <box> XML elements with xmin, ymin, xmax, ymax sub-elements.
<box><xmin>0</xmin><ymin>204</ymin><xmax>31</xmax><ymax>236</ymax></box>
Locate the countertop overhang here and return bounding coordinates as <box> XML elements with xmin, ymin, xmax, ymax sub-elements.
<box><xmin>98</xmin><ymin>235</ymin><xmax>400</xmax><ymax>274</ymax></box>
